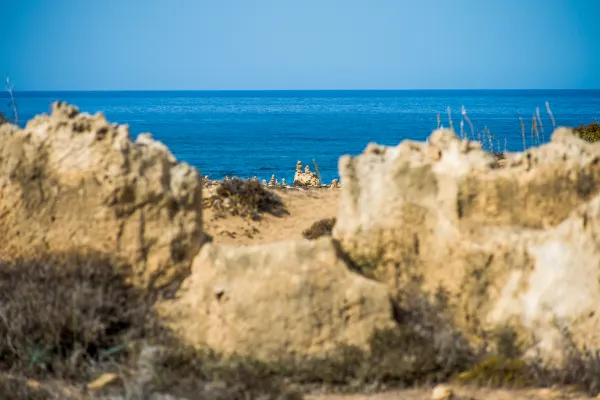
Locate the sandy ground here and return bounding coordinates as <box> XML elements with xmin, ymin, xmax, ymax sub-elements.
<box><xmin>6</xmin><ymin>376</ymin><xmax>595</xmax><ymax>400</ymax></box>
<box><xmin>204</xmin><ymin>187</ymin><xmax>341</xmax><ymax>245</ymax></box>
<box><xmin>306</xmin><ymin>385</ymin><xmax>595</xmax><ymax>400</ymax></box>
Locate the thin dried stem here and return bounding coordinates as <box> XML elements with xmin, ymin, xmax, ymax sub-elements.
<box><xmin>447</xmin><ymin>106</ymin><xmax>454</xmax><ymax>132</ymax></box>
<box><xmin>518</xmin><ymin>113</ymin><xmax>526</xmax><ymax>151</ymax></box>
<box><xmin>5</xmin><ymin>76</ymin><xmax>19</xmax><ymax>125</ymax></box>
<box><xmin>530</xmin><ymin>115</ymin><xmax>536</xmax><ymax>147</ymax></box>
<box><xmin>461</xmin><ymin>106</ymin><xmax>475</xmax><ymax>141</ymax></box>
<box><xmin>312</xmin><ymin>159</ymin><xmax>322</xmax><ymax>185</ymax></box>
<box><xmin>546</xmin><ymin>101</ymin><xmax>556</xmax><ymax>129</ymax></box>
<box><xmin>536</xmin><ymin>107</ymin><xmax>545</xmax><ymax>143</ymax></box>
<box><xmin>485</xmin><ymin>126</ymin><xmax>493</xmax><ymax>152</ymax></box>
<box><xmin>532</xmin><ymin>115</ymin><xmax>539</xmax><ymax>146</ymax></box>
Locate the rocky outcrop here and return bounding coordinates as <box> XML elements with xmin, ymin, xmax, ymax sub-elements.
<box><xmin>6</xmin><ymin>101</ymin><xmax>600</xmax><ymax>377</ymax></box>
<box><xmin>159</xmin><ymin>237</ymin><xmax>396</xmax><ymax>362</ymax></box>
<box><xmin>0</xmin><ymin>102</ymin><xmax>205</xmax><ymax>293</ymax></box>
<box><xmin>293</xmin><ymin>161</ymin><xmax>320</xmax><ymax>187</ymax></box>
<box><xmin>333</xmin><ymin>128</ymin><xmax>600</xmax><ymax>365</ymax></box>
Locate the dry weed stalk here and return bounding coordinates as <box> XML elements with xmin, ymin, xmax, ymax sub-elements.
<box><xmin>5</xmin><ymin>76</ymin><xmax>18</xmax><ymax>125</ymax></box>
<box><xmin>447</xmin><ymin>106</ymin><xmax>454</xmax><ymax>132</ymax></box>
<box><xmin>461</xmin><ymin>105</ymin><xmax>475</xmax><ymax>141</ymax></box>
<box><xmin>312</xmin><ymin>158</ymin><xmax>322</xmax><ymax>185</ymax></box>
<box><xmin>532</xmin><ymin>115</ymin><xmax>539</xmax><ymax>147</ymax></box>
<box><xmin>546</xmin><ymin>101</ymin><xmax>556</xmax><ymax>129</ymax></box>
<box><xmin>536</xmin><ymin>107</ymin><xmax>545</xmax><ymax>143</ymax></box>
<box><xmin>485</xmin><ymin>126</ymin><xmax>493</xmax><ymax>153</ymax></box>
<box><xmin>518</xmin><ymin>113</ymin><xmax>526</xmax><ymax>151</ymax></box>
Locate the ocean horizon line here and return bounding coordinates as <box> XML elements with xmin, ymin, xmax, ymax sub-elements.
<box><xmin>5</xmin><ymin>88</ymin><xmax>600</xmax><ymax>95</ymax></box>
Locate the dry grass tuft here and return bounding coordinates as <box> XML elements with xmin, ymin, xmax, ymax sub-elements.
<box><xmin>0</xmin><ymin>252</ymin><xmax>156</xmax><ymax>383</ymax></box>
<box><xmin>204</xmin><ymin>178</ymin><xmax>287</xmax><ymax>220</ymax></box>
<box><xmin>0</xmin><ymin>375</ymin><xmax>56</xmax><ymax>400</ymax></box>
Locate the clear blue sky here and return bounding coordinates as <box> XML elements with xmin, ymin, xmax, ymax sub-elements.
<box><xmin>1</xmin><ymin>0</ymin><xmax>598</xmax><ymax>90</ymax></box>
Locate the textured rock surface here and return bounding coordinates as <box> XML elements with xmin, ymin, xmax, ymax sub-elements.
<box><xmin>293</xmin><ymin>161</ymin><xmax>321</xmax><ymax>187</ymax></box>
<box><xmin>159</xmin><ymin>237</ymin><xmax>396</xmax><ymax>361</ymax></box>
<box><xmin>333</xmin><ymin>128</ymin><xmax>600</xmax><ymax>364</ymax></box>
<box><xmin>0</xmin><ymin>102</ymin><xmax>205</xmax><ymax>292</ymax></box>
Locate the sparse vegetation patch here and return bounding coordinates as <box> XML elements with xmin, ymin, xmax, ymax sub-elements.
<box><xmin>204</xmin><ymin>177</ymin><xmax>287</xmax><ymax>220</ymax></box>
<box><xmin>303</xmin><ymin>218</ymin><xmax>337</xmax><ymax>240</ymax></box>
<box><xmin>574</xmin><ymin>121</ymin><xmax>600</xmax><ymax>143</ymax></box>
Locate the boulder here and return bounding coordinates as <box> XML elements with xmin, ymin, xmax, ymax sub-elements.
<box><xmin>158</xmin><ymin>237</ymin><xmax>396</xmax><ymax>362</ymax></box>
<box><xmin>333</xmin><ymin>128</ymin><xmax>600</xmax><ymax>364</ymax></box>
<box><xmin>0</xmin><ymin>102</ymin><xmax>205</xmax><ymax>293</ymax></box>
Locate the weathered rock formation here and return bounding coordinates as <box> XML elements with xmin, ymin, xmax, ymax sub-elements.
<box><xmin>293</xmin><ymin>161</ymin><xmax>320</xmax><ymax>187</ymax></box>
<box><xmin>5</xmin><ymin>102</ymin><xmax>600</xmax><ymax>377</ymax></box>
<box><xmin>333</xmin><ymin>128</ymin><xmax>600</xmax><ymax>364</ymax></box>
<box><xmin>0</xmin><ymin>102</ymin><xmax>205</xmax><ymax>293</ymax></box>
<box><xmin>159</xmin><ymin>238</ymin><xmax>396</xmax><ymax>361</ymax></box>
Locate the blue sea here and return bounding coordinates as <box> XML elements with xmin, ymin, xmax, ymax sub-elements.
<box><xmin>4</xmin><ymin>90</ymin><xmax>600</xmax><ymax>183</ymax></box>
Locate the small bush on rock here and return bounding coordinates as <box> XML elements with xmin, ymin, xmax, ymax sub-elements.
<box><xmin>574</xmin><ymin>121</ymin><xmax>600</xmax><ymax>142</ymax></box>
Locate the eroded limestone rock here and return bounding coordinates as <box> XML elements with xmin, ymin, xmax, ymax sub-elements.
<box><xmin>0</xmin><ymin>102</ymin><xmax>205</xmax><ymax>293</ymax></box>
<box><xmin>159</xmin><ymin>238</ymin><xmax>396</xmax><ymax>361</ymax></box>
<box><xmin>333</xmin><ymin>128</ymin><xmax>600</xmax><ymax>365</ymax></box>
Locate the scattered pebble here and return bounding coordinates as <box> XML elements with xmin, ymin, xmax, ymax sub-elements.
<box><xmin>431</xmin><ymin>384</ymin><xmax>456</xmax><ymax>400</ymax></box>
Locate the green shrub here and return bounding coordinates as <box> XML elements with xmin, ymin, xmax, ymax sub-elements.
<box><xmin>573</xmin><ymin>121</ymin><xmax>600</xmax><ymax>142</ymax></box>
<box><xmin>455</xmin><ymin>356</ymin><xmax>533</xmax><ymax>387</ymax></box>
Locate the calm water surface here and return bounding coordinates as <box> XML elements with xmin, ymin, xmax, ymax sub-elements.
<box><xmin>4</xmin><ymin>90</ymin><xmax>600</xmax><ymax>183</ymax></box>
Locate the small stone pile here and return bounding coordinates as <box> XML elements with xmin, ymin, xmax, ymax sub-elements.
<box><xmin>292</xmin><ymin>161</ymin><xmax>320</xmax><ymax>187</ymax></box>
